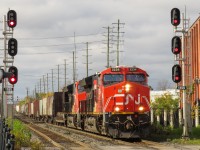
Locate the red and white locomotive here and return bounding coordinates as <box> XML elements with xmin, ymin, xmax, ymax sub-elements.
<box><xmin>17</xmin><ymin>66</ymin><xmax>150</xmax><ymax>139</ymax></box>
<box><xmin>63</xmin><ymin>66</ymin><xmax>150</xmax><ymax>138</ymax></box>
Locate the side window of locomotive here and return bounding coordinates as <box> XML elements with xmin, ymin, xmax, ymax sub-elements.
<box><xmin>78</xmin><ymin>84</ymin><xmax>85</xmax><ymax>93</ymax></box>
<box><xmin>126</xmin><ymin>74</ymin><xmax>146</xmax><ymax>84</ymax></box>
<box><xmin>103</xmin><ymin>74</ymin><xmax>124</xmax><ymax>86</ymax></box>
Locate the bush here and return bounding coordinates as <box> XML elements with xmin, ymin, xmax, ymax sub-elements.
<box><xmin>7</xmin><ymin>119</ymin><xmax>43</xmax><ymax>150</ymax></box>
<box><xmin>9</xmin><ymin>119</ymin><xmax>31</xmax><ymax>149</ymax></box>
<box><xmin>148</xmin><ymin>123</ymin><xmax>200</xmax><ymax>144</ymax></box>
<box><xmin>191</xmin><ymin>126</ymin><xmax>200</xmax><ymax>138</ymax></box>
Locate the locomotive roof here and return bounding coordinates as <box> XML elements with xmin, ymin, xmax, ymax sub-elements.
<box><xmin>100</xmin><ymin>66</ymin><xmax>149</xmax><ymax>77</ymax></box>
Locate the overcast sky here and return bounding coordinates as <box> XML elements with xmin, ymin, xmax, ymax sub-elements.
<box><xmin>0</xmin><ymin>0</ymin><xmax>200</xmax><ymax>100</ymax></box>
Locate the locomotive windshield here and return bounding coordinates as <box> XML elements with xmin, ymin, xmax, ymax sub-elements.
<box><xmin>103</xmin><ymin>74</ymin><xmax>124</xmax><ymax>85</ymax></box>
<box><xmin>126</xmin><ymin>74</ymin><xmax>146</xmax><ymax>83</ymax></box>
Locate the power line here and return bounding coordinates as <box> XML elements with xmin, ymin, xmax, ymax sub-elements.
<box><xmin>19</xmin><ymin>51</ymin><xmax>72</xmax><ymax>55</ymax></box>
<box><xmin>17</xmin><ymin>32</ymin><xmax>101</xmax><ymax>40</ymax></box>
<box><xmin>20</xmin><ymin>42</ymin><xmax>83</xmax><ymax>48</ymax></box>
<box><xmin>19</xmin><ymin>40</ymin><xmax>102</xmax><ymax>48</ymax></box>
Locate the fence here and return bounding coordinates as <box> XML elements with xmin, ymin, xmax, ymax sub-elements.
<box><xmin>0</xmin><ymin>118</ymin><xmax>15</xmax><ymax>150</ymax></box>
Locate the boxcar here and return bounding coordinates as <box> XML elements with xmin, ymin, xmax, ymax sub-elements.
<box><xmin>39</xmin><ymin>99</ymin><xmax>43</xmax><ymax>119</ymax></box>
<box><xmin>33</xmin><ymin>100</ymin><xmax>39</xmax><ymax>119</ymax></box>
<box><xmin>46</xmin><ymin>92</ymin><xmax>63</xmax><ymax>123</ymax></box>
<box><xmin>30</xmin><ymin>102</ymin><xmax>34</xmax><ymax>118</ymax></box>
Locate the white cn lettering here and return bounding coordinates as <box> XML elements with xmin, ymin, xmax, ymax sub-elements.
<box><xmin>135</xmin><ymin>94</ymin><xmax>140</xmax><ymax>105</ymax></box>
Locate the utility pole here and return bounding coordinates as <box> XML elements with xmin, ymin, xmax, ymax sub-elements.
<box><xmin>43</xmin><ymin>75</ymin><xmax>45</xmax><ymax>93</ymax></box>
<box><xmin>2</xmin><ymin>15</ymin><xmax>8</xmax><ymax>118</ymax></box>
<box><xmin>73</xmin><ymin>51</ymin><xmax>75</xmax><ymax>83</ymax></box>
<box><xmin>51</xmin><ymin>69</ymin><xmax>54</xmax><ymax>92</ymax></box>
<box><xmin>181</xmin><ymin>17</ymin><xmax>188</xmax><ymax>137</ymax></box>
<box><xmin>74</xmin><ymin>32</ymin><xmax>77</xmax><ymax>81</ymax></box>
<box><xmin>83</xmin><ymin>42</ymin><xmax>92</xmax><ymax>77</ymax></box>
<box><xmin>26</xmin><ymin>87</ymin><xmax>29</xmax><ymax>97</ymax></box>
<box><xmin>39</xmin><ymin>78</ymin><xmax>42</xmax><ymax>93</ymax></box>
<box><xmin>64</xmin><ymin>59</ymin><xmax>67</xmax><ymax>87</ymax></box>
<box><xmin>103</xmin><ymin>26</ymin><xmax>113</xmax><ymax>68</ymax></box>
<box><xmin>46</xmin><ymin>73</ymin><xmax>49</xmax><ymax>93</ymax></box>
<box><xmin>86</xmin><ymin>42</ymin><xmax>89</xmax><ymax>77</ymax></box>
<box><xmin>112</xmin><ymin>19</ymin><xmax>125</xmax><ymax>66</ymax></box>
<box><xmin>179</xmin><ymin>11</ymin><xmax>192</xmax><ymax>139</ymax></box>
<box><xmin>107</xmin><ymin>27</ymin><xmax>110</xmax><ymax>68</ymax></box>
<box><xmin>57</xmin><ymin>64</ymin><xmax>60</xmax><ymax>92</ymax></box>
<box><xmin>35</xmin><ymin>85</ymin><xmax>37</xmax><ymax>98</ymax></box>
<box><xmin>107</xmin><ymin>26</ymin><xmax>110</xmax><ymax>68</ymax></box>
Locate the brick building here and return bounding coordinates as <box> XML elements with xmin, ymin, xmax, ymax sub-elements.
<box><xmin>189</xmin><ymin>17</ymin><xmax>200</xmax><ymax>106</ymax></box>
<box><xmin>185</xmin><ymin>17</ymin><xmax>200</xmax><ymax>106</ymax></box>
<box><xmin>181</xmin><ymin>16</ymin><xmax>200</xmax><ymax>127</ymax></box>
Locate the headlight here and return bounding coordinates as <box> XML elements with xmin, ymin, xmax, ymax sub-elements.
<box><xmin>125</xmin><ymin>84</ymin><xmax>130</xmax><ymax>92</ymax></box>
<box><xmin>115</xmin><ymin>107</ymin><xmax>120</xmax><ymax>112</ymax></box>
<box><xmin>138</xmin><ymin>106</ymin><xmax>144</xmax><ymax>111</ymax></box>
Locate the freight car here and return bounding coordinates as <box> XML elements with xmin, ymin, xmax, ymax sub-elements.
<box><xmin>37</xmin><ymin>92</ymin><xmax>63</xmax><ymax>122</ymax></box>
<box><xmin>17</xmin><ymin>92</ymin><xmax>63</xmax><ymax>123</ymax></box>
<box><xmin>63</xmin><ymin>66</ymin><xmax>150</xmax><ymax>138</ymax></box>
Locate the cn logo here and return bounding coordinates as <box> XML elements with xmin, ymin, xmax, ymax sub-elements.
<box><xmin>126</xmin><ymin>94</ymin><xmax>149</xmax><ymax>106</ymax></box>
<box><xmin>134</xmin><ymin>94</ymin><xmax>140</xmax><ymax>105</ymax></box>
<box><xmin>125</xmin><ymin>94</ymin><xmax>133</xmax><ymax>105</ymax></box>
<box><xmin>124</xmin><ymin>94</ymin><xmax>141</xmax><ymax>105</ymax></box>
<box><xmin>114</xmin><ymin>94</ymin><xmax>150</xmax><ymax>109</ymax></box>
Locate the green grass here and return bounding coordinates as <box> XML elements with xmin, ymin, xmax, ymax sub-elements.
<box><xmin>171</xmin><ymin>126</ymin><xmax>200</xmax><ymax>145</ymax></box>
<box><xmin>146</xmin><ymin>124</ymin><xmax>200</xmax><ymax>145</ymax></box>
<box><xmin>7</xmin><ymin>119</ymin><xmax>44</xmax><ymax>150</ymax></box>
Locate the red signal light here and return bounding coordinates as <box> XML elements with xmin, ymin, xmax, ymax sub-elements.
<box><xmin>173</xmin><ymin>20</ymin><xmax>178</xmax><ymax>24</ymax></box>
<box><xmin>9</xmin><ymin>20</ymin><xmax>16</xmax><ymax>27</ymax></box>
<box><xmin>174</xmin><ymin>48</ymin><xmax>179</xmax><ymax>52</ymax></box>
<box><xmin>9</xmin><ymin>75</ymin><xmax>16</xmax><ymax>84</ymax></box>
<box><xmin>175</xmin><ymin>76</ymin><xmax>179</xmax><ymax>81</ymax></box>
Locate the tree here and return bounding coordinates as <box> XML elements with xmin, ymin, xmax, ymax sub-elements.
<box><xmin>151</xmin><ymin>93</ymin><xmax>179</xmax><ymax>127</ymax></box>
<box><xmin>157</xmin><ymin>80</ymin><xmax>172</xmax><ymax>90</ymax></box>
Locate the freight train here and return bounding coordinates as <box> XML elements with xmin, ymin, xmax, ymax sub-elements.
<box><xmin>16</xmin><ymin>66</ymin><xmax>150</xmax><ymax>139</ymax></box>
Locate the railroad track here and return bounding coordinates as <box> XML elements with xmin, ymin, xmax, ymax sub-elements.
<box><xmin>28</xmin><ymin>123</ymin><xmax>92</xmax><ymax>150</ymax></box>
<box><xmin>38</xmin><ymin>121</ymin><xmax>169</xmax><ymax>150</ymax></box>
<box><xmin>16</xmin><ymin>114</ymin><xmax>187</xmax><ymax>150</ymax></box>
<box><xmin>15</xmin><ymin>115</ymin><xmax>93</xmax><ymax>150</ymax></box>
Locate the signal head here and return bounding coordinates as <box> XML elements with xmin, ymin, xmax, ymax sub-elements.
<box><xmin>171</xmin><ymin>8</ymin><xmax>180</xmax><ymax>26</ymax></box>
<box><xmin>7</xmin><ymin>10</ymin><xmax>17</xmax><ymax>28</ymax></box>
<box><xmin>171</xmin><ymin>36</ymin><xmax>181</xmax><ymax>55</ymax></box>
<box><xmin>8</xmin><ymin>66</ymin><xmax>18</xmax><ymax>84</ymax></box>
<box><xmin>8</xmin><ymin>38</ymin><xmax>18</xmax><ymax>56</ymax></box>
<box><xmin>172</xmin><ymin>64</ymin><xmax>181</xmax><ymax>83</ymax></box>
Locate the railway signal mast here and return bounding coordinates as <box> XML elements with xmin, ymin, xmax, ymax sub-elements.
<box><xmin>171</xmin><ymin>8</ymin><xmax>191</xmax><ymax>138</ymax></box>
<box><xmin>1</xmin><ymin>10</ymin><xmax>18</xmax><ymax>118</ymax></box>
